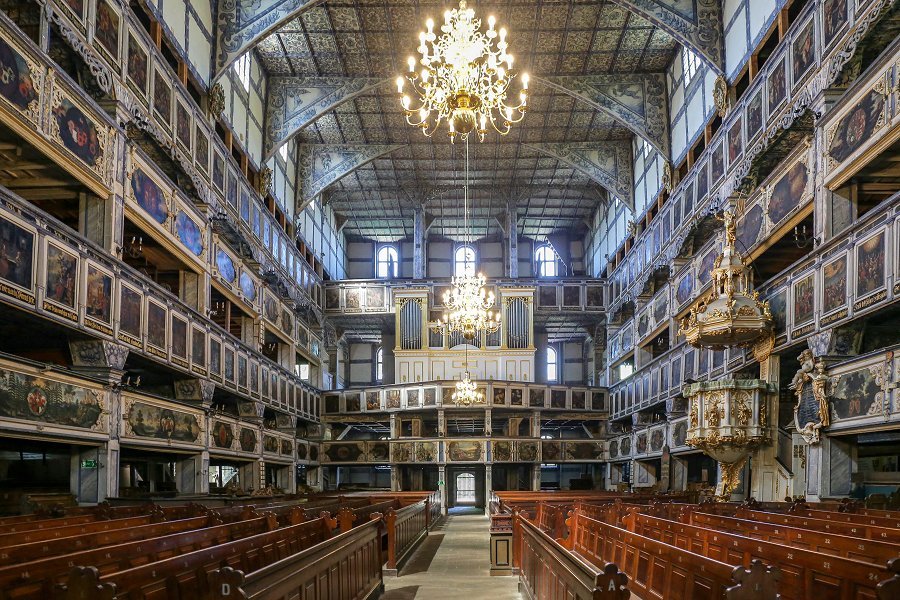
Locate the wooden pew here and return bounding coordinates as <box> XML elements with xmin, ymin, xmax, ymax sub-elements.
<box><xmin>685</xmin><ymin>511</ymin><xmax>900</xmax><ymax>566</ymax></box>
<box><xmin>624</xmin><ymin>511</ymin><xmax>891</xmax><ymax>600</ymax></box>
<box><xmin>52</xmin><ymin>513</ymin><xmax>337</xmax><ymax>600</ymax></box>
<box><xmin>205</xmin><ymin>516</ymin><xmax>385</xmax><ymax>600</ymax></box>
<box><xmin>0</xmin><ymin>514</ymin><xmax>161</xmax><ymax>547</ymax></box>
<box><xmin>565</xmin><ymin>508</ymin><xmax>738</xmax><ymax>599</ymax></box>
<box><xmin>515</xmin><ymin>513</ymin><xmax>628</xmax><ymax>600</ymax></box>
<box><xmin>0</xmin><ymin>514</ymin><xmax>275</xmax><ymax>600</ymax></box>
<box><xmin>334</xmin><ymin>499</ymin><xmax>399</xmax><ymax>534</ymax></box>
<box><xmin>733</xmin><ymin>507</ymin><xmax>900</xmax><ymax>543</ymax></box>
<box><xmin>384</xmin><ymin>498</ymin><xmax>429</xmax><ymax>574</ymax></box>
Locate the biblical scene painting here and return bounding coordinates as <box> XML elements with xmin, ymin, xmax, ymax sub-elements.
<box><xmin>171</xmin><ymin>316</ymin><xmax>187</xmax><ymax>359</ymax></box>
<box><xmin>856</xmin><ymin>233</ymin><xmax>885</xmax><ymax>296</ymax></box>
<box><xmin>119</xmin><ymin>285</ymin><xmax>142</xmax><ymax>337</ymax></box>
<box><xmin>215</xmin><ymin>249</ymin><xmax>236</xmax><ymax>283</ymax></box>
<box><xmin>828</xmin><ymin>90</ymin><xmax>885</xmax><ymax>166</ymax></box>
<box><xmin>697</xmin><ymin>245</ymin><xmax>718</xmax><ymax>286</ymax></box>
<box><xmin>146</xmin><ymin>302</ymin><xmax>166</xmax><ymax>348</ymax></box>
<box><xmin>0</xmin><ymin>367</ymin><xmax>102</xmax><ymax>428</ymax></box>
<box><xmin>0</xmin><ymin>216</ymin><xmax>33</xmax><ymax>293</ymax></box>
<box><xmin>793</xmin><ymin>274</ymin><xmax>814</xmax><ymax>326</ymax></box>
<box><xmin>153</xmin><ymin>71</ymin><xmax>171</xmax><ymax>124</ymax></box>
<box><xmin>831</xmin><ymin>368</ymin><xmax>881</xmax><ymax>420</ymax></box>
<box><xmin>768</xmin><ymin>161</ymin><xmax>808</xmax><ymax>225</ymax></box>
<box><xmin>127</xmin><ymin>401</ymin><xmax>200</xmax><ymax>442</ymax></box>
<box><xmin>791</xmin><ymin>18</ymin><xmax>816</xmax><ymax>87</ymax></box>
<box><xmin>53</xmin><ymin>98</ymin><xmax>103</xmax><ymax>167</ymax></box>
<box><xmin>737</xmin><ymin>204</ymin><xmax>762</xmax><ymax>251</ymax></box>
<box><xmin>676</xmin><ymin>271</ymin><xmax>693</xmax><ymax>306</ymax></box>
<box><xmin>448</xmin><ymin>441</ymin><xmax>482</xmax><ymax>462</ymax></box>
<box><xmin>131</xmin><ymin>168</ymin><xmax>168</xmax><ymax>224</ymax></box>
<box><xmin>823</xmin><ymin>0</ymin><xmax>848</xmax><ymax>50</ymax></box>
<box><xmin>822</xmin><ymin>256</ymin><xmax>847</xmax><ymax>314</ymax></box>
<box><xmin>176</xmin><ymin>211</ymin><xmax>203</xmax><ymax>257</ymax></box>
<box><xmin>94</xmin><ymin>0</ymin><xmax>120</xmax><ymax>62</ymax></box>
<box><xmin>0</xmin><ymin>38</ymin><xmax>37</xmax><ymax>112</ymax></box>
<box><xmin>728</xmin><ymin>117</ymin><xmax>742</xmax><ymax>164</ymax></box>
<box><xmin>127</xmin><ymin>34</ymin><xmax>147</xmax><ymax>94</ymax></box>
<box><xmin>768</xmin><ymin>58</ymin><xmax>786</xmax><ymax>112</ymax></box>
<box><xmin>85</xmin><ymin>265</ymin><xmax>112</xmax><ymax>323</ymax></box>
<box><xmin>176</xmin><ymin>100</ymin><xmax>191</xmax><ymax>150</ymax></box>
<box><xmin>45</xmin><ymin>244</ymin><xmax>77</xmax><ymax>308</ymax></box>
<box><xmin>192</xmin><ymin>328</ymin><xmax>205</xmax><ymax>366</ymax></box>
<box><xmin>769</xmin><ymin>289</ymin><xmax>787</xmax><ymax>335</ymax></box>
<box><xmin>746</xmin><ymin>88</ymin><xmax>763</xmax><ymax>140</ymax></box>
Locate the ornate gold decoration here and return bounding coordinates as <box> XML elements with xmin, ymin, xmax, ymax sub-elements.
<box><xmin>713</xmin><ymin>75</ymin><xmax>730</xmax><ymax>117</ymax></box>
<box><xmin>452</xmin><ymin>370</ymin><xmax>484</xmax><ymax>406</ymax></box>
<box><xmin>257</xmin><ymin>167</ymin><xmax>273</xmax><ymax>197</ymax></box>
<box><xmin>208</xmin><ymin>83</ymin><xmax>226</xmax><ymax>119</ymax></box>
<box><xmin>733</xmin><ymin>391</ymin><xmax>752</xmax><ymax>426</ymax></box>
<box><xmin>397</xmin><ymin>1</ymin><xmax>528</xmax><ymax>141</ymax></box>
<box><xmin>719</xmin><ymin>456</ymin><xmax>747</xmax><ymax>500</ymax></box>
<box><xmin>705</xmin><ymin>392</ymin><xmax>724</xmax><ymax>427</ymax></box>
<box><xmin>679</xmin><ymin>209</ymin><xmax>772</xmax><ymax>349</ymax></box>
<box><xmin>791</xmin><ymin>350</ymin><xmax>830</xmax><ymax>445</ymax></box>
<box><xmin>662</xmin><ymin>161</ymin><xmax>674</xmax><ymax>193</ymax></box>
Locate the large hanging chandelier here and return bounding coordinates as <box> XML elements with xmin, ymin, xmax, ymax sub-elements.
<box><xmin>453</xmin><ymin>370</ymin><xmax>484</xmax><ymax>406</ymax></box>
<box><xmin>679</xmin><ymin>209</ymin><xmax>772</xmax><ymax>349</ymax></box>
<box><xmin>396</xmin><ymin>0</ymin><xmax>529</xmax><ymax>142</ymax></box>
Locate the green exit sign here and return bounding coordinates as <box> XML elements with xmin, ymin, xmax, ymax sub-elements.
<box><xmin>80</xmin><ymin>459</ymin><xmax>98</xmax><ymax>469</ymax></box>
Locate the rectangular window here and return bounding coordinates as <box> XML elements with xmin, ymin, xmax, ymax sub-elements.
<box><xmin>234</xmin><ymin>54</ymin><xmax>251</xmax><ymax>92</ymax></box>
<box><xmin>682</xmin><ymin>48</ymin><xmax>700</xmax><ymax>86</ymax></box>
<box><xmin>279</xmin><ymin>145</ymin><xmax>288</xmax><ymax>161</ymax></box>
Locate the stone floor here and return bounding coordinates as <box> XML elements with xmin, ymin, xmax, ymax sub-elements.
<box><xmin>381</xmin><ymin>508</ymin><xmax>522</xmax><ymax>600</ymax></box>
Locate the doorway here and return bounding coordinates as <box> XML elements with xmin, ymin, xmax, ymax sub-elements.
<box><xmin>447</xmin><ymin>465</ymin><xmax>485</xmax><ymax>509</ymax></box>
<box><xmin>455</xmin><ymin>472</ymin><xmax>475</xmax><ymax>504</ymax></box>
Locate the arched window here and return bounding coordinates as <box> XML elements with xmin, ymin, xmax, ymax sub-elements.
<box><xmin>376</xmin><ymin>246</ymin><xmax>398</xmax><ymax>278</ymax></box>
<box><xmin>375</xmin><ymin>347</ymin><xmax>384</xmax><ymax>382</ymax></box>
<box><xmin>535</xmin><ymin>244</ymin><xmax>558</xmax><ymax>277</ymax></box>
<box><xmin>454</xmin><ymin>246</ymin><xmax>476</xmax><ymax>277</ymax></box>
<box><xmin>547</xmin><ymin>346</ymin><xmax>558</xmax><ymax>382</ymax></box>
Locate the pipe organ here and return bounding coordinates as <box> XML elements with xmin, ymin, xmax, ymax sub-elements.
<box><xmin>394</xmin><ymin>287</ymin><xmax>535</xmax><ymax>384</ymax></box>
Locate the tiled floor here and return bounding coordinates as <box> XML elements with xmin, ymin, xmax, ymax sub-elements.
<box><xmin>381</xmin><ymin>511</ymin><xmax>522</xmax><ymax>600</ymax></box>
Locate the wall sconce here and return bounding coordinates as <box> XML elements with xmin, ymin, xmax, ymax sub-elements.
<box><xmin>793</xmin><ymin>225</ymin><xmax>818</xmax><ymax>249</ymax></box>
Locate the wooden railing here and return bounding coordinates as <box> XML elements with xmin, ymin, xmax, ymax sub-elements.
<box><xmin>384</xmin><ymin>499</ymin><xmax>429</xmax><ymax>572</ymax></box>
<box><xmin>516</xmin><ymin>513</ymin><xmax>628</xmax><ymax>600</ymax></box>
<box><xmin>207</xmin><ymin>516</ymin><xmax>384</xmax><ymax>600</ymax></box>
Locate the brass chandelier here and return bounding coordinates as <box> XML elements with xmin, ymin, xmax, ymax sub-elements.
<box><xmin>679</xmin><ymin>210</ymin><xmax>772</xmax><ymax>349</ymax></box>
<box><xmin>396</xmin><ymin>0</ymin><xmax>529</xmax><ymax>142</ymax></box>
<box><xmin>452</xmin><ymin>370</ymin><xmax>484</xmax><ymax>406</ymax></box>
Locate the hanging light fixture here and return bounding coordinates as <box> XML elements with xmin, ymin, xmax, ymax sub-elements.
<box><xmin>396</xmin><ymin>0</ymin><xmax>528</xmax><ymax>142</ymax></box>
<box><xmin>679</xmin><ymin>209</ymin><xmax>772</xmax><ymax>349</ymax></box>
<box><xmin>453</xmin><ymin>339</ymin><xmax>484</xmax><ymax>406</ymax></box>
<box><xmin>433</xmin><ymin>139</ymin><xmax>500</xmax><ymax>340</ymax></box>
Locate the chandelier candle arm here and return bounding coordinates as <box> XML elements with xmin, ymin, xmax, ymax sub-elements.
<box><xmin>398</xmin><ymin>0</ymin><xmax>528</xmax><ymax>142</ymax></box>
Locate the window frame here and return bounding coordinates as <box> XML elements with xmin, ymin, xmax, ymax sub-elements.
<box><xmin>234</xmin><ymin>53</ymin><xmax>251</xmax><ymax>92</ymax></box>
<box><xmin>546</xmin><ymin>346</ymin><xmax>559</xmax><ymax>383</ymax></box>
<box><xmin>681</xmin><ymin>48</ymin><xmax>700</xmax><ymax>86</ymax></box>
<box><xmin>535</xmin><ymin>244</ymin><xmax>558</xmax><ymax>278</ymax></box>
<box><xmin>376</xmin><ymin>245</ymin><xmax>398</xmax><ymax>279</ymax></box>
<box><xmin>375</xmin><ymin>347</ymin><xmax>384</xmax><ymax>382</ymax></box>
<box><xmin>454</xmin><ymin>245</ymin><xmax>477</xmax><ymax>277</ymax></box>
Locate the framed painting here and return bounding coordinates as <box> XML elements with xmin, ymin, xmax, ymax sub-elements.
<box><xmin>856</xmin><ymin>232</ymin><xmax>885</xmax><ymax>298</ymax></box>
<box><xmin>44</xmin><ymin>242</ymin><xmax>78</xmax><ymax>315</ymax></box>
<box><xmin>0</xmin><ymin>214</ymin><xmax>35</xmax><ymax>302</ymax></box>
<box><xmin>710</xmin><ymin>140</ymin><xmax>724</xmax><ymax>184</ymax></box>
<box><xmin>746</xmin><ymin>86</ymin><xmax>764</xmax><ymax>141</ymax></box>
<box><xmin>683</xmin><ymin>180</ymin><xmax>694</xmax><ymax>215</ymax></box>
<box><xmin>238</xmin><ymin>355</ymin><xmax>248</xmax><ymax>389</ymax></box>
<box><xmin>176</xmin><ymin>210</ymin><xmax>204</xmax><ymax>257</ymax></box>
<box><xmin>0</xmin><ymin>37</ymin><xmax>40</xmax><ymax>121</ymax></box>
<box><xmin>51</xmin><ymin>95</ymin><xmax>106</xmax><ymax>170</ymax></box>
<box><xmin>93</xmin><ymin>0</ymin><xmax>120</xmax><ymax>65</ymax></box>
<box><xmin>768</xmin><ymin>288</ymin><xmax>788</xmax><ymax>337</ymax></box>
<box><xmin>822</xmin><ymin>254</ymin><xmax>847</xmax><ymax>316</ymax></box>
<box><xmin>827</xmin><ymin>89</ymin><xmax>887</xmax><ymax>168</ymax></box>
<box><xmin>791</xmin><ymin>16</ymin><xmax>816</xmax><ymax>90</ymax></box>
<box><xmin>118</xmin><ymin>283</ymin><xmax>142</xmax><ymax>346</ymax></box>
<box><xmin>728</xmin><ymin>116</ymin><xmax>743</xmax><ymax>164</ymax></box>
<box><xmin>195</xmin><ymin>124</ymin><xmax>209</xmax><ymax>175</ymax></box>
<box><xmin>737</xmin><ymin>203</ymin><xmax>763</xmax><ymax>251</ymax></box>
<box><xmin>695</xmin><ymin>160</ymin><xmax>708</xmax><ymax>201</ymax></box>
<box><xmin>822</xmin><ymin>0</ymin><xmax>849</xmax><ymax>52</ymax></box>
<box><xmin>146</xmin><ymin>300</ymin><xmax>167</xmax><ymax>351</ymax></box>
<box><xmin>224</xmin><ymin>346</ymin><xmax>235</xmax><ymax>382</ymax></box>
<box><xmin>152</xmin><ymin>69</ymin><xmax>171</xmax><ymax>128</ymax></box>
<box><xmin>768</xmin><ymin>161</ymin><xmax>809</xmax><ymax>226</ymax></box>
<box><xmin>212</xmin><ymin>151</ymin><xmax>225</xmax><ymax>192</ymax></box>
<box><xmin>170</xmin><ymin>314</ymin><xmax>188</xmax><ymax>360</ymax></box>
<box><xmin>126</xmin><ymin>33</ymin><xmax>148</xmax><ymax>98</ymax></box>
<box><xmin>58</xmin><ymin>0</ymin><xmax>86</xmax><ymax>24</ymax></box>
<box><xmin>215</xmin><ymin>247</ymin><xmax>237</xmax><ymax>284</ymax></box>
<box><xmin>697</xmin><ymin>244</ymin><xmax>719</xmax><ymax>286</ymax></box>
<box><xmin>175</xmin><ymin>98</ymin><xmax>192</xmax><ymax>152</ymax></box>
<box><xmin>131</xmin><ymin>167</ymin><xmax>169</xmax><ymax>225</ymax></box>
<box><xmin>792</xmin><ymin>273</ymin><xmax>815</xmax><ymax>326</ymax></box>
<box><xmin>768</xmin><ymin>56</ymin><xmax>787</xmax><ymax>114</ymax></box>
<box><xmin>84</xmin><ymin>263</ymin><xmax>113</xmax><ymax>331</ymax></box>
<box><xmin>191</xmin><ymin>327</ymin><xmax>207</xmax><ymax>370</ymax></box>
<box><xmin>676</xmin><ymin>270</ymin><xmax>693</xmax><ymax>306</ymax></box>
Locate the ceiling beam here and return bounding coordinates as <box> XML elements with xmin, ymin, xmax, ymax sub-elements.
<box><xmin>525</xmin><ymin>141</ymin><xmax>635</xmax><ymax>210</ymax></box>
<box><xmin>296</xmin><ymin>144</ymin><xmax>405</xmax><ymax>214</ymax></box>
<box><xmin>538</xmin><ymin>74</ymin><xmax>670</xmax><ymax>158</ymax></box>
<box><xmin>263</xmin><ymin>77</ymin><xmax>388</xmax><ymax>162</ymax></box>
<box><xmin>213</xmin><ymin>0</ymin><xmax>325</xmax><ymax>81</ymax></box>
<box><xmin>610</xmin><ymin>0</ymin><xmax>724</xmax><ymax>74</ymax></box>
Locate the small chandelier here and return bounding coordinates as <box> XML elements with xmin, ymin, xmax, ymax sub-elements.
<box><xmin>396</xmin><ymin>0</ymin><xmax>529</xmax><ymax>142</ymax></box>
<box><xmin>435</xmin><ymin>272</ymin><xmax>500</xmax><ymax>340</ymax></box>
<box><xmin>679</xmin><ymin>209</ymin><xmax>772</xmax><ymax>349</ymax></box>
<box><xmin>453</xmin><ymin>370</ymin><xmax>484</xmax><ymax>406</ymax></box>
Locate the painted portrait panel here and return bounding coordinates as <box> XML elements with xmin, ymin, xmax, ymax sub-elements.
<box><xmin>153</xmin><ymin>70</ymin><xmax>171</xmax><ymax>125</ymax></box>
<box><xmin>831</xmin><ymin>368</ymin><xmax>881</xmax><ymax>420</ymax></box>
<box><xmin>828</xmin><ymin>90</ymin><xmax>885</xmax><ymax>165</ymax></box>
<box><xmin>737</xmin><ymin>203</ymin><xmax>763</xmax><ymax>251</ymax></box>
<box><xmin>53</xmin><ymin>98</ymin><xmax>103</xmax><ymax>167</ymax></box>
<box><xmin>126</xmin><ymin>34</ymin><xmax>147</xmax><ymax>95</ymax></box>
<box><xmin>0</xmin><ymin>38</ymin><xmax>38</xmax><ymax>111</ymax></box>
<box><xmin>793</xmin><ymin>273</ymin><xmax>814</xmax><ymax>326</ymax></box>
<box><xmin>146</xmin><ymin>301</ymin><xmax>166</xmax><ymax>348</ymax></box>
<box><xmin>215</xmin><ymin>249</ymin><xmax>236</xmax><ymax>283</ymax></box>
<box><xmin>823</xmin><ymin>0</ymin><xmax>849</xmax><ymax>50</ymax></box>
<box><xmin>94</xmin><ymin>0</ymin><xmax>120</xmax><ymax>62</ymax></box>
<box><xmin>60</xmin><ymin>0</ymin><xmax>85</xmax><ymax>22</ymax></box>
<box><xmin>856</xmin><ymin>232</ymin><xmax>885</xmax><ymax>296</ymax></box>
<box><xmin>175</xmin><ymin>100</ymin><xmax>191</xmax><ymax>150</ymax></box>
<box><xmin>822</xmin><ymin>255</ymin><xmax>847</xmax><ymax>314</ymax></box>
<box><xmin>131</xmin><ymin>168</ymin><xmax>168</xmax><ymax>224</ymax></box>
<box><xmin>119</xmin><ymin>285</ymin><xmax>142</xmax><ymax>337</ymax></box>
<box><xmin>746</xmin><ymin>87</ymin><xmax>763</xmax><ymax>141</ymax></box>
<box><xmin>85</xmin><ymin>264</ymin><xmax>112</xmax><ymax>324</ymax></box>
<box><xmin>45</xmin><ymin>244</ymin><xmax>77</xmax><ymax>308</ymax></box>
<box><xmin>406</xmin><ymin>389</ymin><xmax>419</xmax><ymax>407</ymax></box>
<box><xmin>571</xmin><ymin>390</ymin><xmax>585</xmax><ymax>410</ymax></box>
<box><xmin>768</xmin><ymin>58</ymin><xmax>787</xmax><ymax>115</ymax></box>
<box><xmin>171</xmin><ymin>316</ymin><xmax>187</xmax><ymax>359</ymax></box>
<box><xmin>728</xmin><ymin>116</ymin><xmax>743</xmax><ymax>164</ymax></box>
<box><xmin>768</xmin><ymin>161</ymin><xmax>808</xmax><ymax>225</ymax></box>
<box><xmin>176</xmin><ymin>211</ymin><xmax>203</xmax><ymax>256</ymax></box>
<box><xmin>0</xmin><ymin>216</ymin><xmax>33</xmax><ymax>292</ymax></box>
<box><xmin>791</xmin><ymin>18</ymin><xmax>816</xmax><ymax>87</ymax></box>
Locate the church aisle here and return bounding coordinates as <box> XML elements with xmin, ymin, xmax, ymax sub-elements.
<box><xmin>382</xmin><ymin>511</ymin><xmax>522</xmax><ymax>600</ymax></box>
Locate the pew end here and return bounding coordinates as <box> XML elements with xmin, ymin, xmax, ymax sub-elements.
<box><xmin>208</xmin><ymin>565</ymin><xmax>248</xmax><ymax>600</ymax></box>
<box><xmin>53</xmin><ymin>566</ymin><xmax>116</xmax><ymax>600</ymax></box>
<box><xmin>877</xmin><ymin>557</ymin><xmax>900</xmax><ymax>600</ymax></box>
<box><xmin>725</xmin><ymin>559</ymin><xmax>781</xmax><ymax>599</ymax></box>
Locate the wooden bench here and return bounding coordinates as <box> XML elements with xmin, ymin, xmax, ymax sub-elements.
<box><xmin>624</xmin><ymin>510</ymin><xmax>891</xmax><ymax>600</ymax></box>
<box><xmin>0</xmin><ymin>514</ymin><xmax>161</xmax><ymax>547</ymax></box>
<box><xmin>52</xmin><ymin>513</ymin><xmax>337</xmax><ymax>600</ymax></box>
<box><xmin>0</xmin><ymin>514</ymin><xmax>275</xmax><ymax>600</ymax></box>
<box><xmin>205</xmin><ymin>516</ymin><xmax>384</xmax><ymax>600</ymax></box>
<box><xmin>732</xmin><ymin>507</ymin><xmax>900</xmax><ymax>543</ymax></box>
